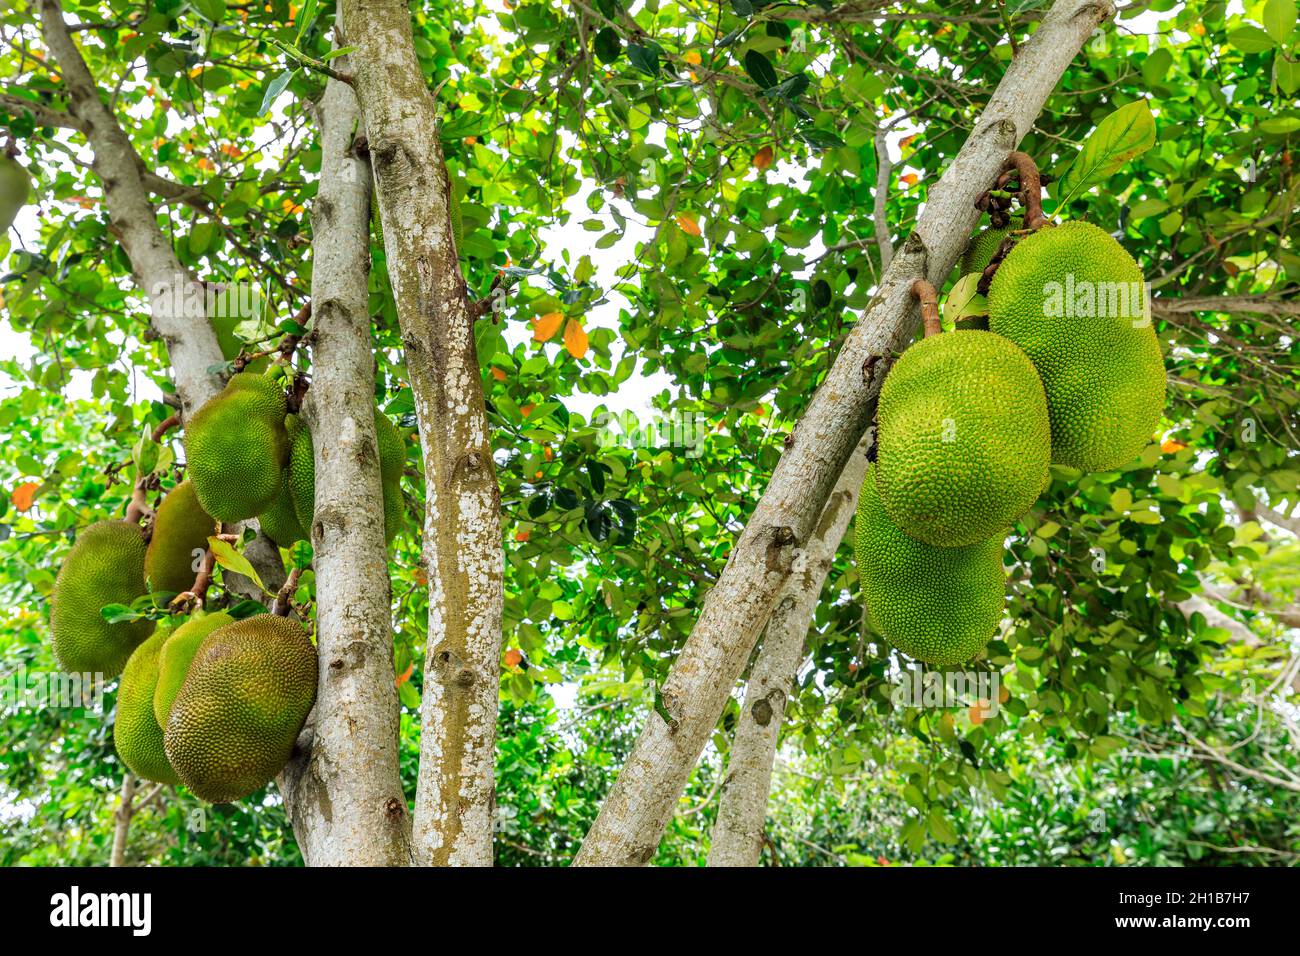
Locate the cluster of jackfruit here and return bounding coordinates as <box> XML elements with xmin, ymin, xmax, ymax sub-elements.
<box><xmin>182</xmin><ymin>371</ymin><xmax>407</xmax><ymax>546</ymax></box>
<box><xmin>857</xmin><ymin>218</ymin><xmax>1165</xmax><ymax>666</ymax></box>
<box><xmin>116</xmin><ymin>611</ymin><xmax>317</xmax><ymax>801</ymax></box>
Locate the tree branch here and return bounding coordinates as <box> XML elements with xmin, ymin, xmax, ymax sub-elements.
<box><xmin>574</xmin><ymin>0</ymin><xmax>1119</xmax><ymax>866</ymax></box>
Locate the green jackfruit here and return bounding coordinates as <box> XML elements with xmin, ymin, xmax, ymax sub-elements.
<box><xmin>114</xmin><ymin>627</ymin><xmax>180</xmax><ymax>785</ymax></box>
<box><xmin>184</xmin><ymin>372</ymin><xmax>289</xmax><ymax>522</ymax></box>
<box><xmin>961</xmin><ymin>215</ymin><xmax>1023</xmax><ymax>276</ymax></box>
<box><xmin>144</xmin><ymin>481</ymin><xmax>216</xmax><ymax>594</ymax></box>
<box><xmin>50</xmin><ymin>520</ymin><xmax>154</xmax><ymax>678</ymax></box>
<box><xmin>855</xmin><ymin>470</ymin><xmax>1005</xmax><ymax>666</ymax></box>
<box><xmin>152</xmin><ymin>611</ymin><xmax>234</xmax><ymax>728</ymax></box>
<box><xmin>164</xmin><ymin>614</ymin><xmax>317</xmax><ymax>803</ymax></box>
<box><xmin>0</xmin><ymin>155</ymin><xmax>32</xmax><ymax>233</ymax></box>
<box><xmin>988</xmin><ymin>221</ymin><xmax>1165</xmax><ymax>472</ymax></box>
<box><xmin>257</xmin><ymin>416</ymin><xmax>308</xmax><ymax>547</ymax></box>
<box><xmin>876</xmin><ymin>330</ymin><xmax>1051</xmax><ymax>547</ymax></box>
<box><xmin>289</xmin><ymin>410</ymin><xmax>406</xmax><ymax>543</ymax></box>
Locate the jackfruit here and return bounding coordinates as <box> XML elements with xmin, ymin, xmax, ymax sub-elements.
<box><xmin>988</xmin><ymin>221</ymin><xmax>1165</xmax><ymax>471</ymax></box>
<box><xmin>961</xmin><ymin>215</ymin><xmax>1023</xmax><ymax>276</ymax></box>
<box><xmin>114</xmin><ymin>627</ymin><xmax>180</xmax><ymax>785</ymax></box>
<box><xmin>855</xmin><ymin>469</ymin><xmax>1005</xmax><ymax>666</ymax></box>
<box><xmin>289</xmin><ymin>410</ymin><xmax>406</xmax><ymax>543</ymax></box>
<box><xmin>152</xmin><ymin>610</ymin><xmax>235</xmax><ymax>727</ymax></box>
<box><xmin>257</xmin><ymin>416</ymin><xmax>308</xmax><ymax>547</ymax></box>
<box><xmin>0</xmin><ymin>155</ymin><xmax>31</xmax><ymax>233</ymax></box>
<box><xmin>164</xmin><ymin>614</ymin><xmax>317</xmax><ymax>803</ymax></box>
<box><xmin>144</xmin><ymin>481</ymin><xmax>216</xmax><ymax>595</ymax></box>
<box><xmin>50</xmin><ymin>520</ymin><xmax>154</xmax><ymax>678</ymax></box>
<box><xmin>876</xmin><ymin>330</ymin><xmax>1050</xmax><ymax>547</ymax></box>
<box><xmin>184</xmin><ymin>372</ymin><xmax>289</xmax><ymax>522</ymax></box>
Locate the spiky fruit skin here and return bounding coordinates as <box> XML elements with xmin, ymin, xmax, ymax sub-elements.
<box><xmin>144</xmin><ymin>481</ymin><xmax>216</xmax><ymax>594</ymax></box>
<box><xmin>988</xmin><ymin>221</ymin><xmax>1165</xmax><ymax>472</ymax></box>
<box><xmin>961</xmin><ymin>215</ymin><xmax>1023</xmax><ymax>276</ymax></box>
<box><xmin>184</xmin><ymin>373</ymin><xmax>289</xmax><ymax>522</ymax></box>
<box><xmin>0</xmin><ymin>156</ymin><xmax>32</xmax><ymax>233</ymax></box>
<box><xmin>114</xmin><ymin>628</ymin><xmax>180</xmax><ymax>785</ymax></box>
<box><xmin>257</xmin><ymin>416</ymin><xmax>307</xmax><ymax>547</ymax></box>
<box><xmin>290</xmin><ymin>411</ymin><xmax>406</xmax><ymax>544</ymax></box>
<box><xmin>855</xmin><ymin>470</ymin><xmax>1005</xmax><ymax>666</ymax></box>
<box><xmin>876</xmin><ymin>330</ymin><xmax>1050</xmax><ymax>547</ymax></box>
<box><xmin>50</xmin><ymin>521</ymin><xmax>154</xmax><ymax>677</ymax></box>
<box><xmin>164</xmin><ymin>615</ymin><xmax>317</xmax><ymax>804</ymax></box>
<box><xmin>152</xmin><ymin>611</ymin><xmax>234</xmax><ymax>728</ymax></box>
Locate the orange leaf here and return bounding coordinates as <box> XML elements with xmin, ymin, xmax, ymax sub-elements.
<box><xmin>520</xmin><ymin>403</ymin><xmax>535</xmax><ymax>417</ymax></box>
<box><xmin>683</xmin><ymin>51</ymin><xmax>702</xmax><ymax>66</ymax></box>
<box><xmin>515</xmin><ymin>529</ymin><xmax>530</xmax><ymax>542</ymax></box>
<box><xmin>490</xmin><ymin>366</ymin><xmax>507</xmax><ymax>382</ymax></box>
<box><xmin>395</xmin><ymin>661</ymin><xmax>414</xmax><ymax>687</ymax></box>
<box><xmin>564</xmin><ymin>319</ymin><xmax>589</xmax><ymax>359</ymax></box>
<box><xmin>11</xmin><ymin>482</ymin><xmax>39</xmax><ymax>512</ymax></box>
<box><xmin>533</xmin><ymin>311</ymin><xmax>564</xmax><ymax>342</ymax></box>
<box><xmin>412</xmin><ymin>568</ymin><xmax>428</xmax><ymax>586</ymax></box>
<box><xmin>543</xmin><ymin>446</ymin><xmax>553</xmax><ymax>461</ymax></box>
<box><xmin>900</xmin><ymin>173</ymin><xmax>918</xmax><ymax>186</ymax></box>
<box><xmin>504</xmin><ymin>648</ymin><xmax>523</xmax><ymax>667</ymax></box>
<box><xmin>675</xmin><ymin>214</ymin><xmax>701</xmax><ymax>237</ymax></box>
<box><xmin>752</xmin><ymin>145</ymin><xmax>774</xmax><ymax>170</ymax></box>
<box><xmin>1161</xmin><ymin>439</ymin><xmax>1187</xmax><ymax>454</ymax></box>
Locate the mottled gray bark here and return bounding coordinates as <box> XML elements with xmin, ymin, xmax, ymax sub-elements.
<box><xmin>340</xmin><ymin>0</ymin><xmax>504</xmax><ymax>866</ymax></box>
<box><xmin>708</xmin><ymin>438</ymin><xmax>870</xmax><ymax>866</ymax></box>
<box><xmin>576</xmin><ymin>0</ymin><xmax>1118</xmax><ymax>866</ymax></box>
<box><xmin>277</xmin><ymin>70</ymin><xmax>411</xmax><ymax>866</ymax></box>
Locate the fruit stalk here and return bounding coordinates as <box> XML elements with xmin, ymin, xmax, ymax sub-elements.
<box><xmin>911</xmin><ymin>279</ymin><xmax>942</xmax><ymax>337</ymax></box>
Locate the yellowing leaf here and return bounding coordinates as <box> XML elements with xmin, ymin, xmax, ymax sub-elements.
<box><xmin>533</xmin><ymin>311</ymin><xmax>564</xmax><ymax>342</ymax></box>
<box><xmin>207</xmin><ymin>536</ymin><xmax>268</xmax><ymax>594</ymax></box>
<box><xmin>490</xmin><ymin>366</ymin><xmax>507</xmax><ymax>382</ymax></box>
<box><xmin>395</xmin><ymin>661</ymin><xmax>414</xmax><ymax>686</ymax></box>
<box><xmin>1161</xmin><ymin>439</ymin><xmax>1188</xmax><ymax>453</ymax></box>
<box><xmin>752</xmin><ymin>145</ymin><xmax>774</xmax><ymax>169</ymax></box>
<box><xmin>683</xmin><ymin>50</ymin><xmax>702</xmax><ymax>65</ymax></box>
<box><xmin>11</xmin><ymin>482</ymin><xmax>39</xmax><ymax>512</ymax></box>
<box><xmin>564</xmin><ymin>319</ymin><xmax>589</xmax><ymax>359</ymax></box>
<box><xmin>675</xmin><ymin>214</ymin><xmax>701</xmax><ymax>237</ymax></box>
<box><xmin>900</xmin><ymin>172</ymin><xmax>918</xmax><ymax>186</ymax></box>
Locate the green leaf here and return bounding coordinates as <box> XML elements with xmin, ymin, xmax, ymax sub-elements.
<box><xmin>927</xmin><ymin>807</ymin><xmax>958</xmax><ymax>844</ymax></box>
<box><xmin>207</xmin><ymin>535</ymin><xmax>267</xmax><ymax>593</ymax></box>
<box><xmin>192</xmin><ymin>0</ymin><xmax>226</xmax><ymax>22</ymax></box>
<box><xmin>1227</xmin><ymin>25</ymin><xmax>1277</xmax><ymax>52</ymax></box>
<box><xmin>99</xmin><ymin>603</ymin><xmax>141</xmax><ymax>624</ymax></box>
<box><xmin>1053</xmin><ymin>100</ymin><xmax>1156</xmax><ymax>206</ymax></box>
<box><xmin>398</xmin><ymin>680</ymin><xmax>421</xmax><ymax>709</ymax></box>
<box><xmin>797</xmin><ymin>127</ymin><xmax>844</xmax><ymax>150</ymax></box>
<box><xmin>743</xmin><ymin>49</ymin><xmax>778</xmax><ymax>89</ymax></box>
<box><xmin>260</xmin><ymin>70</ymin><xmax>297</xmax><ymax>115</ymax></box>
<box><xmin>1277</xmin><ymin>55</ymin><xmax>1300</xmax><ymax>95</ymax></box>
<box><xmin>226</xmin><ymin>599</ymin><xmax>269</xmax><ymax>620</ymax></box>
<box><xmin>593</xmin><ymin>27</ymin><xmax>621</xmax><ymax>65</ymax></box>
<box><xmin>626</xmin><ymin>43</ymin><xmax>660</xmax><ymax>77</ymax></box>
<box><xmin>730</xmin><ymin>0</ymin><xmax>754</xmax><ymax>16</ymax></box>
<box><xmin>1263</xmin><ymin>0</ymin><xmax>1296</xmax><ymax>44</ymax></box>
<box><xmin>1260</xmin><ymin>114</ymin><xmax>1300</xmax><ymax>134</ymax></box>
<box><xmin>296</xmin><ymin>0</ymin><xmax>318</xmax><ymax>46</ymax></box>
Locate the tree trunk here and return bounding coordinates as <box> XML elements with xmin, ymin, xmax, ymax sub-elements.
<box><xmin>38</xmin><ymin>0</ymin><xmax>223</xmax><ymax>418</ymax></box>
<box><xmin>575</xmin><ymin>0</ymin><xmax>1117</xmax><ymax>866</ymax></box>
<box><xmin>109</xmin><ymin>774</ymin><xmax>135</xmax><ymax>868</ymax></box>
<box><xmin>38</xmin><ymin>0</ymin><xmax>285</xmax><ymax>604</ymax></box>
<box><xmin>341</xmin><ymin>0</ymin><xmax>505</xmax><ymax>866</ymax></box>
<box><xmin>707</xmin><ymin>437</ymin><xmax>871</xmax><ymax>867</ymax></box>
<box><xmin>277</xmin><ymin>69</ymin><xmax>412</xmax><ymax>866</ymax></box>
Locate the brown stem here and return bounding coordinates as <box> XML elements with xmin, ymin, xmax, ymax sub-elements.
<box><xmin>150</xmin><ymin>412</ymin><xmax>181</xmax><ymax>442</ymax></box>
<box><xmin>272</xmin><ymin>565</ymin><xmax>305</xmax><ymax>617</ymax></box>
<box><xmin>1003</xmin><ymin>151</ymin><xmax>1049</xmax><ymax>229</ymax></box>
<box><xmin>977</xmin><ymin>235</ymin><xmax>1021</xmax><ymax>296</ymax></box>
<box><xmin>911</xmin><ymin>279</ymin><xmax>941</xmax><ymax>337</ymax></box>
<box><xmin>124</xmin><ymin>480</ymin><xmax>151</xmax><ymax>524</ymax></box>
<box><xmin>171</xmin><ymin>547</ymin><xmax>216</xmax><ymax>612</ymax></box>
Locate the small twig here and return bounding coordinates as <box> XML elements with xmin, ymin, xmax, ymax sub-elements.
<box><xmin>170</xmin><ymin>547</ymin><xmax>215</xmax><ymax>612</ymax></box>
<box><xmin>272</xmin><ymin>565</ymin><xmax>305</xmax><ymax>617</ymax></box>
<box><xmin>911</xmin><ymin>279</ymin><xmax>941</xmax><ymax>337</ymax></box>
<box><xmin>124</xmin><ymin>480</ymin><xmax>152</xmax><ymax>524</ymax></box>
<box><xmin>150</xmin><ymin>412</ymin><xmax>181</xmax><ymax>442</ymax></box>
